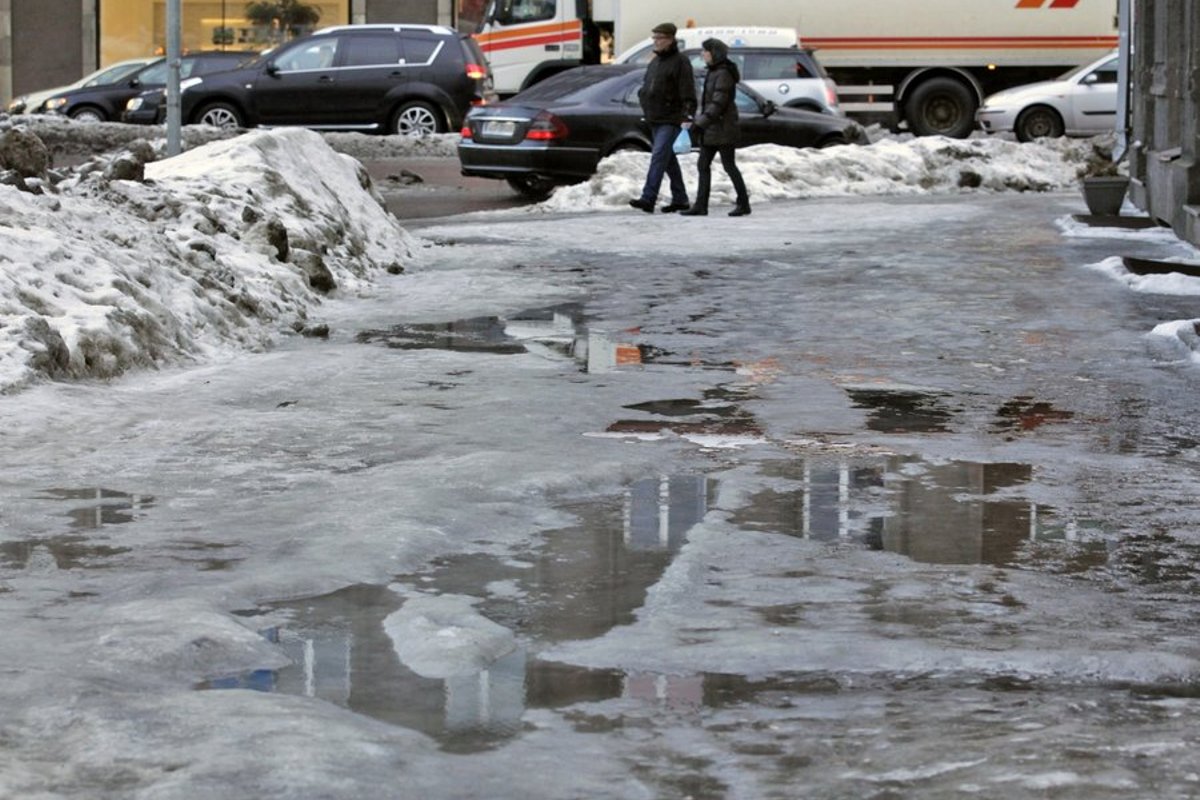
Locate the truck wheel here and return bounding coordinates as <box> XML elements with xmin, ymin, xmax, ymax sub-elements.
<box><xmin>1015</xmin><ymin>106</ymin><xmax>1065</xmax><ymax>143</ymax></box>
<box><xmin>505</xmin><ymin>175</ymin><xmax>557</xmax><ymax>201</ymax></box>
<box><xmin>196</xmin><ymin>102</ymin><xmax>244</xmax><ymax>129</ymax></box>
<box><xmin>904</xmin><ymin>77</ymin><xmax>975</xmax><ymax>138</ymax></box>
<box><xmin>391</xmin><ymin>101</ymin><xmax>444</xmax><ymax>137</ymax></box>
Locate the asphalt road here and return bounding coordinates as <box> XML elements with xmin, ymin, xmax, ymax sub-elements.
<box><xmin>362</xmin><ymin>155</ymin><xmax>530</xmax><ymax>221</ymax></box>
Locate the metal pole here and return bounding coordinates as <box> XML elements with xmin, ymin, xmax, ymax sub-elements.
<box><xmin>166</xmin><ymin>0</ymin><xmax>182</xmax><ymax>156</ymax></box>
<box><xmin>1114</xmin><ymin>0</ymin><xmax>1132</xmax><ymax>161</ymax></box>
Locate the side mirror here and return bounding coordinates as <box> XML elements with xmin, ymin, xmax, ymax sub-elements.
<box><xmin>1082</xmin><ymin>73</ymin><xmax>1099</xmax><ymax>85</ymax></box>
<box><xmin>763</xmin><ymin>100</ymin><xmax>777</xmax><ymax>117</ymax></box>
<box><xmin>129</xmin><ymin>78</ymin><xmax>141</xmax><ymax>88</ymax></box>
<box><xmin>265</xmin><ymin>63</ymin><xmax>280</xmax><ymax>76</ymax></box>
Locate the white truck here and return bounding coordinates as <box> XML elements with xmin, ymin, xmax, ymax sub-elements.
<box><xmin>473</xmin><ymin>0</ymin><xmax>1118</xmax><ymax>137</ymax></box>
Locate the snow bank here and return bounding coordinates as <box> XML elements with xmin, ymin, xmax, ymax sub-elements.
<box><xmin>538</xmin><ymin>134</ymin><xmax>1106</xmax><ymax>213</ymax></box>
<box><xmin>0</xmin><ymin>128</ymin><xmax>415</xmax><ymax>393</ymax></box>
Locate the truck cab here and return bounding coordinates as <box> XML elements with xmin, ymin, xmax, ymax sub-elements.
<box><xmin>475</xmin><ymin>0</ymin><xmax>597</xmax><ymax>96</ymax></box>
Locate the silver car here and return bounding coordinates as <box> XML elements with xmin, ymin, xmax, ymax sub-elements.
<box><xmin>975</xmin><ymin>52</ymin><xmax>1118</xmax><ymax>142</ymax></box>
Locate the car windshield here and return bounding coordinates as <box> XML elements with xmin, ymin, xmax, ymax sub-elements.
<box><xmin>513</xmin><ymin>67</ymin><xmax>634</xmax><ymax>102</ymax></box>
<box><xmin>82</xmin><ymin>61</ymin><xmax>149</xmax><ymax>88</ymax></box>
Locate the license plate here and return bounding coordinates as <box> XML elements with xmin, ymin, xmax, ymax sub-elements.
<box><xmin>481</xmin><ymin>120</ymin><xmax>516</xmax><ymax>137</ymax></box>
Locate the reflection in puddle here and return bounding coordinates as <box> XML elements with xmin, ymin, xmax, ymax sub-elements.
<box><xmin>845</xmin><ymin>388</ymin><xmax>957</xmax><ymax>433</ymax></box>
<box><xmin>731</xmin><ymin>457</ymin><xmax>1110</xmax><ymax>570</ymax></box>
<box><xmin>607</xmin><ymin>386</ymin><xmax>763</xmax><ymax>439</ymax></box>
<box><xmin>203</xmin><ymin>475</ymin><xmax>715</xmax><ymax>751</ymax></box>
<box><xmin>355</xmin><ymin>316</ymin><xmax>527</xmax><ymax>354</ymax></box>
<box><xmin>36</xmin><ymin>487</ymin><xmax>155</xmax><ymax>529</ymax></box>
<box><xmin>0</xmin><ymin>488</ymin><xmax>151</xmax><ymax>570</ymax></box>
<box><xmin>992</xmin><ymin>396</ymin><xmax>1075</xmax><ymax>434</ymax></box>
<box><xmin>356</xmin><ymin>304</ymin><xmax>655</xmax><ymax>375</ymax></box>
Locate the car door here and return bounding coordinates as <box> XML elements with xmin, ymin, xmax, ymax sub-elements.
<box><xmin>337</xmin><ymin>33</ymin><xmax>407</xmax><ymax>127</ymax></box>
<box><xmin>1068</xmin><ymin>57</ymin><xmax>1118</xmax><ymax>134</ymax></box>
<box><xmin>730</xmin><ymin>87</ymin><xmax>775</xmax><ymax>147</ymax></box>
<box><xmin>252</xmin><ymin>36</ymin><xmax>344</xmax><ymax>125</ymax></box>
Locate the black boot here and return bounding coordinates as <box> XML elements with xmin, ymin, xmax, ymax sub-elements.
<box><xmin>728</xmin><ymin>201</ymin><xmax>751</xmax><ymax>217</ymax></box>
<box><xmin>680</xmin><ymin>205</ymin><xmax>708</xmax><ymax>216</ymax></box>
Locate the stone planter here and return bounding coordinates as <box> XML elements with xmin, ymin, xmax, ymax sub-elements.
<box><xmin>1082</xmin><ymin>175</ymin><xmax>1130</xmax><ymax>216</ymax></box>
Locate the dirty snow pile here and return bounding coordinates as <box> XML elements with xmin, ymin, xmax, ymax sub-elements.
<box><xmin>0</xmin><ymin>126</ymin><xmax>416</xmax><ymax>394</ymax></box>
<box><xmin>540</xmin><ymin>133</ymin><xmax>1110</xmax><ymax>212</ymax></box>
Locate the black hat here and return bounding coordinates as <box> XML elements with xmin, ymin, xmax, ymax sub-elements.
<box><xmin>651</xmin><ymin>22</ymin><xmax>677</xmax><ymax>37</ymax></box>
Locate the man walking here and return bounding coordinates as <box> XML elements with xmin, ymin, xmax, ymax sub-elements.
<box><xmin>629</xmin><ymin>22</ymin><xmax>696</xmax><ymax>214</ymax></box>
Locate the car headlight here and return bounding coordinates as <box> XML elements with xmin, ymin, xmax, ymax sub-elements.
<box><xmin>126</xmin><ymin>97</ymin><xmax>144</xmax><ymax>111</ymax></box>
<box><xmin>44</xmin><ymin>97</ymin><xmax>67</xmax><ymax>111</ymax></box>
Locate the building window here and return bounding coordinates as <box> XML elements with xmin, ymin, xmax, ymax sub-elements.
<box><xmin>100</xmin><ymin>1</ymin><xmax>348</xmax><ymax>64</ymax></box>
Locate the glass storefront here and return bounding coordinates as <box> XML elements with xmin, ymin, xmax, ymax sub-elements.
<box><xmin>100</xmin><ymin>1</ymin><xmax>350</xmax><ymax>64</ymax></box>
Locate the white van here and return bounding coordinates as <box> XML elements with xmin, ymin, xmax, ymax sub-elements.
<box><xmin>614</xmin><ymin>26</ymin><xmax>800</xmax><ymax>65</ymax></box>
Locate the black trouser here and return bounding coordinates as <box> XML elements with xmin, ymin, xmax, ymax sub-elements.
<box><xmin>694</xmin><ymin>144</ymin><xmax>749</xmax><ymax>210</ymax></box>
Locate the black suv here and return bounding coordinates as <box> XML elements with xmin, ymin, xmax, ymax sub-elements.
<box><xmin>176</xmin><ymin>25</ymin><xmax>495</xmax><ymax>136</ymax></box>
<box><xmin>42</xmin><ymin>51</ymin><xmax>257</xmax><ymax>122</ymax></box>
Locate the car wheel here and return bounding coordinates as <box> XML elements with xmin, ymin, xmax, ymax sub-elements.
<box><xmin>904</xmin><ymin>77</ymin><xmax>975</xmax><ymax>138</ymax></box>
<box><xmin>817</xmin><ymin>135</ymin><xmax>848</xmax><ymax>149</ymax></box>
<box><xmin>68</xmin><ymin>106</ymin><xmax>106</xmax><ymax>123</ymax></box>
<box><xmin>1015</xmin><ymin>105</ymin><xmax>1065</xmax><ymax>143</ymax></box>
<box><xmin>196</xmin><ymin>102</ymin><xmax>244</xmax><ymax>129</ymax></box>
<box><xmin>505</xmin><ymin>175</ymin><xmax>557</xmax><ymax>201</ymax></box>
<box><xmin>391</xmin><ymin>101</ymin><xmax>444</xmax><ymax>137</ymax></box>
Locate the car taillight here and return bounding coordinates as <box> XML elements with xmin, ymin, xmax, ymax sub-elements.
<box><xmin>460</xmin><ymin>125</ymin><xmax>473</xmax><ymax>139</ymax></box>
<box><xmin>525</xmin><ymin>110</ymin><xmax>568</xmax><ymax>141</ymax></box>
<box><xmin>466</xmin><ymin>62</ymin><xmax>487</xmax><ymax>80</ymax></box>
<box><xmin>825</xmin><ymin>80</ymin><xmax>840</xmax><ymax>107</ymax></box>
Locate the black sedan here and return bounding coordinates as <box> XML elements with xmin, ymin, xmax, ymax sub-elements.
<box><xmin>458</xmin><ymin>64</ymin><xmax>869</xmax><ymax>200</ymax></box>
<box><xmin>43</xmin><ymin>51</ymin><xmax>257</xmax><ymax>122</ymax></box>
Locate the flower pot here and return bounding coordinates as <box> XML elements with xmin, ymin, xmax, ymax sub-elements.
<box><xmin>1081</xmin><ymin>175</ymin><xmax>1130</xmax><ymax>216</ymax></box>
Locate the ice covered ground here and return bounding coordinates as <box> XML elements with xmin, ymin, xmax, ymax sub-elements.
<box><xmin>4</xmin><ymin>119</ymin><xmax>1200</xmax><ymax>797</ymax></box>
<box><xmin>3</xmin><ymin>116</ymin><xmax>1189</xmax><ymax>395</ymax></box>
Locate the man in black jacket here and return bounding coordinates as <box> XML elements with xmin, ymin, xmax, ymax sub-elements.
<box><xmin>629</xmin><ymin>22</ymin><xmax>697</xmax><ymax>214</ymax></box>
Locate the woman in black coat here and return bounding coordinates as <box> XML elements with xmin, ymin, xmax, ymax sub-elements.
<box><xmin>681</xmin><ymin>38</ymin><xmax>751</xmax><ymax>217</ymax></box>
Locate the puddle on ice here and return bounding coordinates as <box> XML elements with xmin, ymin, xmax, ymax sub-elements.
<box><xmin>203</xmin><ymin>475</ymin><xmax>718</xmax><ymax>751</ymax></box>
<box><xmin>845</xmin><ymin>388</ymin><xmax>958</xmax><ymax>433</ymax></box>
<box><xmin>0</xmin><ymin>488</ymin><xmax>151</xmax><ymax>570</ymax></box>
<box><xmin>37</xmin><ymin>487</ymin><xmax>155</xmax><ymax>529</ymax></box>
<box><xmin>730</xmin><ymin>456</ymin><xmax>1110</xmax><ymax>571</ymax></box>
<box><xmin>607</xmin><ymin>386</ymin><xmax>763</xmax><ymax>439</ymax></box>
<box><xmin>991</xmin><ymin>396</ymin><xmax>1075</xmax><ymax>434</ymax></box>
<box><xmin>197</xmin><ymin>459</ymin><xmax>1146</xmax><ymax>753</ymax></box>
<box><xmin>354</xmin><ymin>304</ymin><xmax>734</xmax><ymax>374</ymax></box>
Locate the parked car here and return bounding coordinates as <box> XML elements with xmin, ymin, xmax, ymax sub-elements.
<box><xmin>42</xmin><ymin>51</ymin><xmax>257</xmax><ymax>122</ymax></box>
<box><xmin>171</xmin><ymin>24</ymin><xmax>494</xmax><ymax>136</ymax></box>
<box><xmin>458</xmin><ymin>64</ymin><xmax>867</xmax><ymax>200</ymax></box>
<box><xmin>975</xmin><ymin>52</ymin><xmax>1119</xmax><ymax>142</ymax></box>
<box><xmin>615</xmin><ymin>27</ymin><xmax>841</xmax><ymax>116</ymax></box>
<box><xmin>7</xmin><ymin>57</ymin><xmax>156</xmax><ymax>115</ymax></box>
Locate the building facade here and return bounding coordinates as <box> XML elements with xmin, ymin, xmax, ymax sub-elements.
<box><xmin>1128</xmin><ymin>0</ymin><xmax>1200</xmax><ymax>247</ymax></box>
<box><xmin>2</xmin><ymin>0</ymin><xmax>456</xmax><ymax>103</ymax></box>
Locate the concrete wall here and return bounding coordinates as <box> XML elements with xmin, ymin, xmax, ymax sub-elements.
<box><xmin>9</xmin><ymin>0</ymin><xmax>86</xmax><ymax>98</ymax></box>
<box><xmin>1128</xmin><ymin>0</ymin><xmax>1200</xmax><ymax>246</ymax></box>
<box><xmin>0</xmin><ymin>0</ymin><xmax>11</xmax><ymax>104</ymax></box>
<box><xmin>364</xmin><ymin>0</ymin><xmax>452</xmax><ymax>25</ymax></box>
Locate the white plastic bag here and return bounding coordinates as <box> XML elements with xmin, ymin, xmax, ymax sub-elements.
<box><xmin>671</xmin><ymin>127</ymin><xmax>692</xmax><ymax>155</ymax></box>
